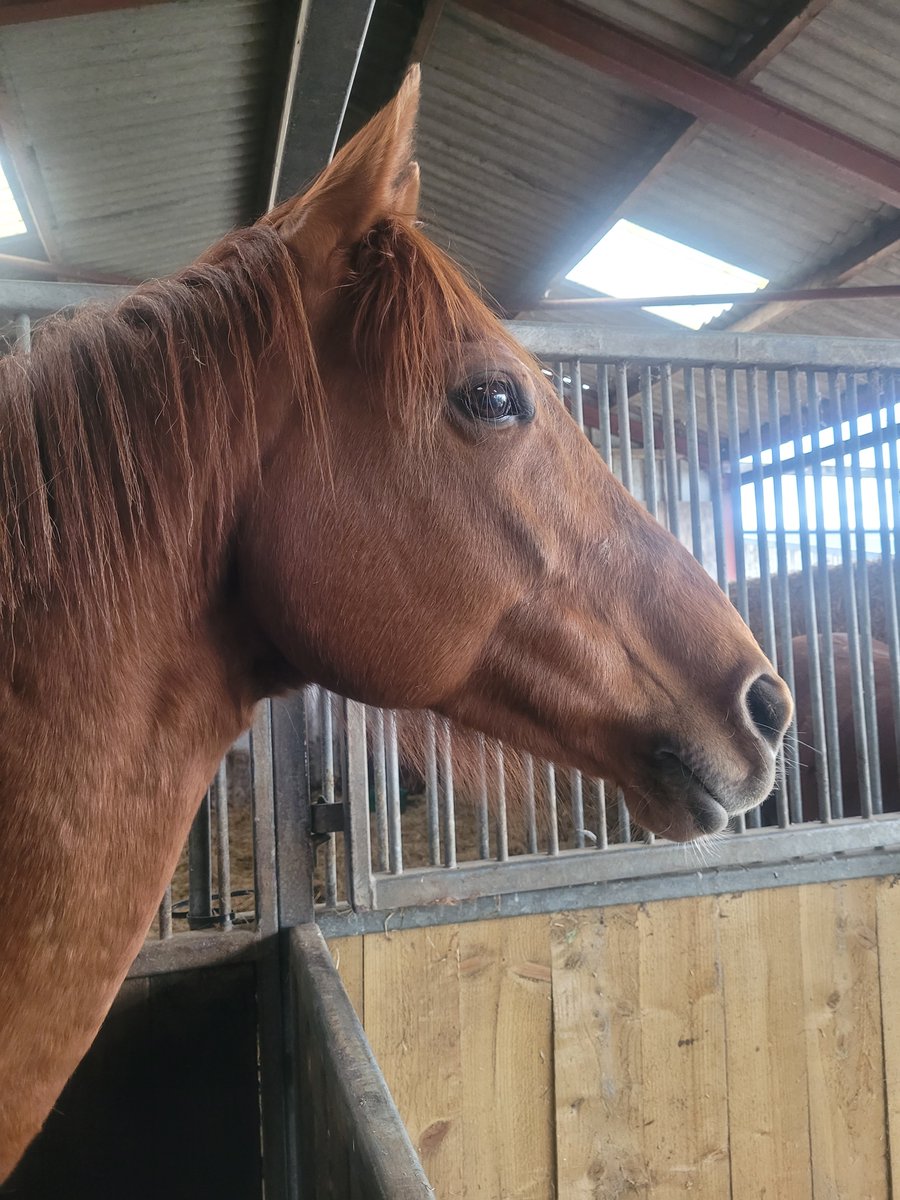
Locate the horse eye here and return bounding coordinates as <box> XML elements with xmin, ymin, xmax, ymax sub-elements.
<box><xmin>450</xmin><ymin>377</ymin><xmax>531</xmax><ymax>427</ymax></box>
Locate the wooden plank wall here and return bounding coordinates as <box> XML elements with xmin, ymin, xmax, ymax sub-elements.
<box><xmin>331</xmin><ymin>877</ymin><xmax>900</xmax><ymax>1199</ymax></box>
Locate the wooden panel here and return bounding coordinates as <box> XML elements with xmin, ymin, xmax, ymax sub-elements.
<box><xmin>551</xmin><ymin>905</ymin><xmax>646</xmax><ymax>1198</ymax></box>
<box><xmin>719</xmin><ymin>888</ymin><xmax>813</xmax><ymax>1200</ymax></box>
<box><xmin>800</xmin><ymin>880</ymin><xmax>889</xmax><ymax>1200</ymax></box>
<box><xmin>331</xmin><ymin>934</ymin><xmax>365</xmax><ymax>1022</ymax></box>
<box><xmin>364</xmin><ymin>925</ymin><xmax>465</xmax><ymax>1195</ymax></box>
<box><xmin>458</xmin><ymin>914</ymin><xmax>554</xmax><ymax>1199</ymax></box>
<box><xmin>877</xmin><ymin>878</ymin><xmax>900</xmax><ymax>1200</ymax></box>
<box><xmin>638</xmin><ymin>896</ymin><xmax>729</xmax><ymax>1198</ymax></box>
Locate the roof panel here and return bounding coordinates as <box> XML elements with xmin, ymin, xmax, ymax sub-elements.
<box><xmin>0</xmin><ymin>0</ymin><xmax>277</xmax><ymax>278</ymax></box>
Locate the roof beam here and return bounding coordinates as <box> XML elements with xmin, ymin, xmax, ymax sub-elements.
<box><xmin>264</xmin><ymin>0</ymin><xmax>376</xmax><ymax>209</ymax></box>
<box><xmin>725</xmin><ymin>215</ymin><xmax>900</xmax><ymax>331</ymax></box>
<box><xmin>0</xmin><ymin>0</ymin><xmax>170</xmax><ymax>24</ymax></box>
<box><xmin>459</xmin><ymin>0</ymin><xmax>900</xmax><ymax>298</ymax></box>
<box><xmin>0</xmin><ymin>252</ymin><xmax>135</xmax><ymax>285</ymax></box>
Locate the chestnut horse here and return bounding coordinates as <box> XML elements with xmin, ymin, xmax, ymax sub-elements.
<box><xmin>0</xmin><ymin>68</ymin><xmax>791</xmax><ymax>1177</ymax></box>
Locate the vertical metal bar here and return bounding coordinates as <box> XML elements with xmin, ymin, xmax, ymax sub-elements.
<box><xmin>726</xmin><ymin>368</ymin><xmax>749</xmax><ymax>620</ymax></box>
<box><xmin>569</xmin><ymin>770</ymin><xmax>585</xmax><ymax>850</ymax></box>
<box><xmin>187</xmin><ymin>792</ymin><xmax>214</xmax><ymax>929</ymax></box>
<box><xmin>494</xmin><ymin>744</ymin><xmax>509</xmax><ymax>863</ymax></box>
<box><xmin>157</xmin><ymin>885</ymin><xmax>173</xmax><ymax>940</ymax></box>
<box><xmin>15</xmin><ymin>312</ymin><xmax>31</xmax><ymax>351</ymax></box>
<box><xmin>571</xmin><ymin>359</ymin><xmax>584</xmax><ymax>430</ymax></box>
<box><xmin>597</xmin><ymin>364</ymin><xmax>612</xmax><ymax>466</ymax></box>
<box><xmin>385</xmin><ymin>709</ymin><xmax>403</xmax><ymax>874</ymax></box>
<box><xmin>808</xmin><ymin>373</ymin><xmax>841</xmax><ymax>819</ymax></box>
<box><xmin>660</xmin><ymin>363</ymin><xmax>680</xmax><ymax>538</ymax></box>
<box><xmin>440</xmin><ymin>718</ymin><xmax>457</xmax><ymax>868</ymax></box>
<box><xmin>371</xmin><ymin>708</ymin><xmax>389</xmax><ymax>873</ymax></box>
<box><xmin>567</xmin><ymin>360</ymin><xmax>589</xmax><ymax>840</ymax></box>
<box><xmin>683</xmin><ymin>366</ymin><xmax>704</xmax><ymax>565</ymax></box>
<box><xmin>766</xmin><ymin>372</ymin><xmax>798</xmax><ymax>826</ymax></box>
<box><xmin>269</xmin><ymin>691</ymin><xmax>315</xmax><ymax>927</ymax></box>
<box><xmin>250</xmin><ymin>699</ymin><xmax>279</xmax><ymax>936</ymax></box>
<box><xmin>595</xmin><ymin>779</ymin><xmax>608</xmax><ymax>850</ymax></box>
<box><xmin>616</xmin><ymin>362</ymin><xmax>633</xmax><ymax>493</ymax></box>
<box><xmin>424</xmin><ymin>714</ymin><xmax>440</xmax><ymax>866</ymax></box>
<box><xmin>616</xmin><ymin>786</ymin><xmax>632</xmax><ymax>844</ymax></box>
<box><xmin>704</xmin><ymin>367</ymin><xmax>728</xmax><ymax>592</ymax></box>
<box><xmin>476</xmin><ymin>736</ymin><xmax>491</xmax><ymax>860</ymax></box>
<box><xmin>745</xmin><ymin>368</ymin><xmax>778</xmax><ymax>830</ymax></box>
<box><xmin>213</xmin><ymin>757</ymin><xmax>232</xmax><ymax>929</ymax></box>
<box><xmin>788</xmin><ymin>371</ymin><xmax>827</xmax><ymax>824</ymax></box>
<box><xmin>640</xmin><ymin>365</ymin><xmax>658</xmax><ymax>519</ymax></box>
<box><xmin>848</xmin><ymin>373</ymin><xmax>882</xmax><ymax>814</ymax></box>
<box><xmin>321</xmin><ymin>690</ymin><xmax>338</xmax><ymax>908</ymax></box>
<box><xmin>829</xmin><ymin>372</ymin><xmax>872</xmax><ymax>816</ymax></box>
<box><xmin>523</xmin><ymin>754</ymin><xmax>539</xmax><ymax>855</ymax></box>
<box><xmin>542</xmin><ymin>761</ymin><xmax>559</xmax><ymax>856</ymax></box>
<box><xmin>877</xmin><ymin>375</ymin><xmax>900</xmax><ymax>784</ymax></box>
<box><xmin>343</xmin><ymin>699</ymin><xmax>375</xmax><ymax>911</ymax></box>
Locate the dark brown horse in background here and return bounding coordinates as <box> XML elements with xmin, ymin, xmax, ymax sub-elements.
<box><xmin>792</xmin><ymin>633</ymin><xmax>897</xmax><ymax>818</ymax></box>
<box><xmin>0</xmin><ymin>68</ymin><xmax>791</xmax><ymax>1178</ymax></box>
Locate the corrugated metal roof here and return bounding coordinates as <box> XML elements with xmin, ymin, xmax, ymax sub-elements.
<box><xmin>576</xmin><ymin>0</ymin><xmax>774</xmax><ymax>66</ymax></box>
<box><xmin>0</xmin><ymin>0</ymin><xmax>277</xmax><ymax>278</ymax></box>
<box><xmin>417</xmin><ymin>1</ymin><xmax>677</xmax><ymax>305</ymax></box>
<box><xmin>625</xmin><ymin>124</ymin><xmax>893</xmax><ymax>283</ymax></box>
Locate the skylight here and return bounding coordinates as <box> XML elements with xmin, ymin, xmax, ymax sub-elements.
<box><xmin>565</xmin><ymin>219</ymin><xmax>768</xmax><ymax>330</ymax></box>
<box><xmin>0</xmin><ymin>163</ymin><xmax>26</xmax><ymax>239</ymax></box>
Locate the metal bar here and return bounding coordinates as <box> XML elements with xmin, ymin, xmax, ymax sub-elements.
<box><xmin>370</xmin><ymin>816</ymin><xmax>900</xmax><ymax>910</ymax></box>
<box><xmin>704</xmin><ymin>367</ymin><xmax>728</xmax><ymax>591</ymax></box>
<box><xmin>597</xmin><ymin>363</ymin><xmax>612</xmax><ymax>465</ymax></box>
<box><xmin>766</xmin><ymin>372</ymin><xmax>799</xmax><ymax>825</ymax></box>
<box><xmin>371</xmin><ymin>708</ymin><xmax>389</xmax><ymax>874</ymax></box>
<box><xmin>807</xmin><ymin>372</ymin><xmax>841</xmax><ymax>820</ymax></box>
<box><xmin>830</xmin><ymin>372</ymin><xmax>873</xmax><ymax>816</ymax></box>
<box><xmin>523</xmin><ymin>754</ymin><xmax>539</xmax><ymax>855</ymax></box>
<box><xmin>660</xmin><ymin>363</ymin><xmax>680</xmax><ymax>538</ymax></box>
<box><xmin>595</xmin><ymin>779</ymin><xmax>608</xmax><ymax>850</ymax></box>
<box><xmin>187</xmin><ymin>792</ymin><xmax>214</xmax><ymax>930</ymax></box>
<box><xmin>476</xmin><ymin>736</ymin><xmax>491</xmax><ymax>860</ymax></box>
<box><xmin>508</xmin><ymin>323</ymin><xmax>900</xmax><ymax>372</ymax></box>
<box><xmin>14</xmin><ymin>311</ymin><xmax>30</xmax><ymax>350</ymax></box>
<box><xmin>616</xmin><ymin>786</ymin><xmax>632</xmax><ymax>844</ymax></box>
<box><xmin>848</xmin><ymin>374</ymin><xmax>883</xmax><ymax>813</ymax></box>
<box><xmin>683</xmin><ymin>366</ymin><xmax>704</xmax><ymax>564</ymax></box>
<box><xmin>569</xmin><ymin>770</ymin><xmax>585</xmax><ymax>850</ymax></box>
<box><xmin>615</xmin><ymin>362</ymin><xmax>633</xmax><ymax>493</ymax></box>
<box><xmin>270</xmin><ymin>691</ymin><xmax>316</xmax><ymax>928</ymax></box>
<box><xmin>157</xmin><ymin>885</ymin><xmax>173</xmax><ymax>941</ymax></box>
<box><xmin>321</xmin><ymin>690</ymin><xmax>338</xmax><ymax>909</ymax></box>
<box><xmin>640</xmin><ymin>365</ymin><xmax>658</xmax><ymax>518</ymax></box>
<box><xmin>542</xmin><ymin>762</ymin><xmax>559</xmax><ymax>856</ymax></box>
<box><xmin>386</xmin><ymin>710</ymin><xmax>403</xmax><ymax>875</ymax></box>
<box><xmin>344</xmin><ymin>700</ymin><xmax>375</xmax><ymax>911</ymax></box>
<box><xmin>250</xmin><ymin>700</ymin><xmax>279</xmax><ymax>936</ymax></box>
<box><xmin>726</xmin><ymin>369</ymin><xmax>749</xmax><ymax>625</ymax></box>
<box><xmin>571</xmin><ymin>358</ymin><xmax>584</xmax><ymax>430</ymax></box>
<box><xmin>539</xmin><ymin>284</ymin><xmax>900</xmax><ymax>310</ymax></box>
<box><xmin>494</xmin><ymin>744</ymin><xmax>509</xmax><ymax>863</ymax></box>
<box><xmin>424</xmin><ymin>714</ymin><xmax>441</xmax><ymax>867</ymax></box>
<box><xmin>440</xmin><ymin>718</ymin><xmax>457</xmax><ymax>869</ymax></box>
<box><xmin>878</xmin><ymin>376</ymin><xmax>900</xmax><ymax>783</ymax></box>
<box><xmin>213</xmin><ymin>758</ymin><xmax>232</xmax><ymax>930</ymax></box>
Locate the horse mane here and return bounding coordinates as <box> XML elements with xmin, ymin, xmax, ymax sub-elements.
<box><xmin>0</xmin><ymin>213</ymin><xmax>503</xmax><ymax>632</ymax></box>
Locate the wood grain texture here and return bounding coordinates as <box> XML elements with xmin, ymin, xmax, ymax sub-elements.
<box><xmin>459</xmin><ymin>915</ymin><xmax>554</xmax><ymax>1199</ymax></box>
<box><xmin>877</xmin><ymin>877</ymin><xmax>900</xmax><ymax>1200</ymax></box>
<box><xmin>800</xmin><ymin>880</ymin><xmax>888</xmax><ymax>1200</ymax></box>
<box><xmin>719</xmin><ymin>887</ymin><xmax>813</xmax><ymax>1200</ymax></box>
<box><xmin>330</xmin><ymin>934</ymin><xmax>365</xmax><ymax>1023</ymax></box>
<box><xmin>364</xmin><ymin>925</ymin><xmax>465</xmax><ymax>1197</ymax></box>
<box><xmin>637</xmin><ymin>896</ymin><xmax>729</xmax><ymax>1198</ymax></box>
<box><xmin>551</xmin><ymin>905</ymin><xmax>646</xmax><ymax>1199</ymax></box>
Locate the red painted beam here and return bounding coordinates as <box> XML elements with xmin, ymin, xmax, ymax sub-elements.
<box><xmin>458</xmin><ymin>0</ymin><xmax>900</xmax><ymax>210</ymax></box>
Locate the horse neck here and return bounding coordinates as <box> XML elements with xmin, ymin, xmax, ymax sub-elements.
<box><xmin>0</xmin><ymin>372</ymin><xmax>264</xmax><ymax>1179</ymax></box>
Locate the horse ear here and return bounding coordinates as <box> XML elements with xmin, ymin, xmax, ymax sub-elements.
<box><xmin>273</xmin><ymin>64</ymin><xmax>422</xmax><ymax>259</ymax></box>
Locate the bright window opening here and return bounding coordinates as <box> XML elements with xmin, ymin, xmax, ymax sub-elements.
<box><xmin>0</xmin><ymin>163</ymin><xmax>26</xmax><ymax>239</ymax></box>
<box><xmin>565</xmin><ymin>219</ymin><xmax>768</xmax><ymax>330</ymax></box>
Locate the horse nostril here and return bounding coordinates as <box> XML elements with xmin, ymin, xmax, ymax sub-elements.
<box><xmin>744</xmin><ymin>673</ymin><xmax>792</xmax><ymax>748</ymax></box>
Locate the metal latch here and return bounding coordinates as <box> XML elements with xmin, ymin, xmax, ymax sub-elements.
<box><xmin>310</xmin><ymin>799</ymin><xmax>345</xmax><ymax>837</ymax></box>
